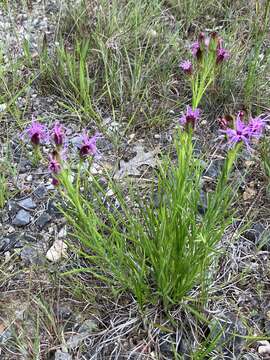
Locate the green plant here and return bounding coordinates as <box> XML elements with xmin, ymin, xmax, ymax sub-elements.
<box><xmin>41</xmin><ymin>39</ymin><xmax>99</xmax><ymax>121</ymax></box>
<box><xmin>180</xmin><ymin>32</ymin><xmax>230</xmax><ymax>110</ymax></box>
<box><xmin>244</xmin><ymin>0</ymin><xmax>270</xmax><ymax>105</ymax></box>
<box><xmin>38</xmin><ymin>0</ymin><xmax>181</xmax><ymax>128</ymax></box>
<box><xmin>260</xmin><ymin>136</ymin><xmax>270</xmax><ymax>192</ymax></box>
<box><xmin>0</xmin><ymin>45</ymin><xmax>34</xmax><ymax>124</ymax></box>
<box><xmin>59</xmin><ymin>131</ymin><xmax>238</xmax><ymax>309</ymax></box>
<box><xmin>0</xmin><ymin>174</ymin><xmax>8</xmax><ymax>209</ymax></box>
<box><xmin>0</xmin><ymin>146</ymin><xmax>18</xmax><ymax>208</ymax></box>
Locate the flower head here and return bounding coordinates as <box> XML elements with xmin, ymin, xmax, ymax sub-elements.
<box><xmin>48</xmin><ymin>154</ymin><xmax>61</xmax><ymax>186</ymax></box>
<box><xmin>52</xmin><ymin>178</ymin><xmax>60</xmax><ymax>186</ymax></box>
<box><xmin>218</xmin><ymin>114</ymin><xmax>233</xmax><ymax>130</ymax></box>
<box><xmin>22</xmin><ymin>118</ymin><xmax>48</xmax><ymax>146</ymax></box>
<box><xmin>52</xmin><ymin>122</ymin><xmax>66</xmax><ymax>147</ymax></box>
<box><xmin>179</xmin><ymin>60</ymin><xmax>193</xmax><ymax>75</ymax></box>
<box><xmin>197</xmin><ymin>32</ymin><xmax>210</xmax><ymax>47</ymax></box>
<box><xmin>238</xmin><ymin>110</ymin><xmax>245</xmax><ymax>120</ymax></box>
<box><xmin>221</xmin><ymin>114</ymin><xmax>250</xmax><ymax>148</ymax></box>
<box><xmin>179</xmin><ymin>105</ymin><xmax>201</xmax><ymax>129</ymax></box>
<box><xmin>48</xmin><ymin>155</ymin><xmax>61</xmax><ymax>174</ymax></box>
<box><xmin>210</xmin><ymin>31</ymin><xmax>218</xmax><ymax>41</ymax></box>
<box><xmin>190</xmin><ymin>41</ymin><xmax>202</xmax><ymax>59</ymax></box>
<box><xmin>221</xmin><ymin>112</ymin><xmax>268</xmax><ymax>149</ymax></box>
<box><xmin>216</xmin><ymin>47</ymin><xmax>230</xmax><ymax>64</ymax></box>
<box><xmin>78</xmin><ymin>131</ymin><xmax>100</xmax><ymax>159</ymax></box>
<box><xmin>248</xmin><ymin>116</ymin><xmax>266</xmax><ymax>138</ymax></box>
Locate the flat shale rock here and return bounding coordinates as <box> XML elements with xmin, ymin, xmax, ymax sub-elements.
<box><xmin>18</xmin><ymin>197</ymin><xmax>37</xmax><ymax>210</ymax></box>
<box><xmin>12</xmin><ymin>209</ymin><xmax>31</xmax><ymax>226</ymax></box>
<box><xmin>36</xmin><ymin>212</ymin><xmax>52</xmax><ymax>228</ymax></box>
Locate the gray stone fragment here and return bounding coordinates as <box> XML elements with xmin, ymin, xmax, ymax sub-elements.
<box><xmin>12</xmin><ymin>209</ymin><xmax>31</xmax><ymax>226</ymax></box>
<box><xmin>244</xmin><ymin>223</ymin><xmax>265</xmax><ymax>243</ymax></box>
<box><xmin>34</xmin><ymin>185</ymin><xmax>47</xmax><ymax>199</ymax></box>
<box><xmin>0</xmin><ymin>233</ymin><xmax>24</xmax><ymax>252</ymax></box>
<box><xmin>54</xmin><ymin>350</ymin><xmax>72</xmax><ymax>360</ymax></box>
<box><xmin>18</xmin><ymin>197</ymin><xmax>37</xmax><ymax>210</ymax></box>
<box><xmin>36</xmin><ymin>212</ymin><xmax>51</xmax><ymax>228</ymax></box>
<box><xmin>0</xmin><ymin>329</ymin><xmax>12</xmax><ymax>345</ymax></box>
<box><xmin>208</xmin><ymin>311</ymin><xmax>247</xmax><ymax>357</ymax></box>
<box><xmin>20</xmin><ymin>246</ymin><xmax>44</xmax><ymax>265</ymax></box>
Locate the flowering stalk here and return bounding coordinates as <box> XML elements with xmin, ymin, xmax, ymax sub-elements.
<box><xmin>180</xmin><ymin>32</ymin><xmax>229</xmax><ymax>109</ymax></box>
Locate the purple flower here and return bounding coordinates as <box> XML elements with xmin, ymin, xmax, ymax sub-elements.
<box><xmin>22</xmin><ymin>118</ymin><xmax>48</xmax><ymax>146</ymax></box>
<box><xmin>52</xmin><ymin>122</ymin><xmax>66</xmax><ymax>147</ymax></box>
<box><xmin>218</xmin><ymin>115</ymin><xmax>233</xmax><ymax>130</ymax></box>
<box><xmin>52</xmin><ymin>178</ymin><xmax>60</xmax><ymax>186</ymax></box>
<box><xmin>198</xmin><ymin>32</ymin><xmax>206</xmax><ymax>43</ymax></box>
<box><xmin>179</xmin><ymin>105</ymin><xmax>201</xmax><ymax>128</ymax></box>
<box><xmin>78</xmin><ymin>131</ymin><xmax>100</xmax><ymax>158</ymax></box>
<box><xmin>48</xmin><ymin>155</ymin><xmax>61</xmax><ymax>174</ymax></box>
<box><xmin>221</xmin><ymin>112</ymin><xmax>268</xmax><ymax>149</ymax></box>
<box><xmin>238</xmin><ymin>110</ymin><xmax>245</xmax><ymax>120</ymax></box>
<box><xmin>204</xmin><ymin>36</ymin><xmax>210</xmax><ymax>48</ymax></box>
<box><xmin>216</xmin><ymin>48</ymin><xmax>230</xmax><ymax>64</ymax></box>
<box><xmin>248</xmin><ymin>116</ymin><xmax>266</xmax><ymax>138</ymax></box>
<box><xmin>48</xmin><ymin>155</ymin><xmax>61</xmax><ymax>186</ymax></box>
<box><xmin>190</xmin><ymin>41</ymin><xmax>202</xmax><ymax>59</ymax></box>
<box><xmin>221</xmin><ymin>115</ymin><xmax>250</xmax><ymax>148</ymax></box>
<box><xmin>199</xmin><ymin>32</ymin><xmax>210</xmax><ymax>48</ymax></box>
<box><xmin>180</xmin><ymin>60</ymin><xmax>193</xmax><ymax>75</ymax></box>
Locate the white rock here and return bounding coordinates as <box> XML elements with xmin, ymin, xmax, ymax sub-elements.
<box><xmin>58</xmin><ymin>226</ymin><xmax>67</xmax><ymax>239</ymax></box>
<box><xmin>258</xmin><ymin>340</ymin><xmax>270</xmax><ymax>355</ymax></box>
<box><xmin>46</xmin><ymin>240</ymin><xmax>67</xmax><ymax>262</ymax></box>
<box><xmin>26</xmin><ymin>175</ymin><xmax>33</xmax><ymax>182</ymax></box>
<box><xmin>106</xmin><ymin>189</ymin><xmax>114</xmax><ymax>197</ymax></box>
<box><xmin>0</xmin><ymin>103</ymin><xmax>7</xmax><ymax>112</ymax></box>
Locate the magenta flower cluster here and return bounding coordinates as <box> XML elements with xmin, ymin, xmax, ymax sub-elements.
<box><xmin>21</xmin><ymin>117</ymin><xmax>49</xmax><ymax>146</ymax></box>
<box><xmin>179</xmin><ymin>106</ymin><xmax>268</xmax><ymax>151</ymax></box>
<box><xmin>180</xmin><ymin>32</ymin><xmax>229</xmax><ymax>75</ymax></box>
<box><xmin>220</xmin><ymin>111</ymin><xmax>268</xmax><ymax>149</ymax></box>
<box><xmin>22</xmin><ymin>118</ymin><xmax>100</xmax><ymax>185</ymax></box>
<box><xmin>179</xmin><ymin>105</ymin><xmax>201</xmax><ymax>129</ymax></box>
<box><xmin>78</xmin><ymin>131</ymin><xmax>100</xmax><ymax>159</ymax></box>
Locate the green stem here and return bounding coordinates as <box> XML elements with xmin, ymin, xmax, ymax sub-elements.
<box><xmin>32</xmin><ymin>145</ymin><xmax>42</xmax><ymax>167</ymax></box>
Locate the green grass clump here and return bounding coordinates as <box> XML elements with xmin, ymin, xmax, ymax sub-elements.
<box><xmin>0</xmin><ymin>174</ymin><xmax>8</xmax><ymax>209</ymax></box>
<box><xmin>260</xmin><ymin>137</ymin><xmax>270</xmax><ymax>193</ymax></box>
<box><xmin>38</xmin><ymin>0</ymin><xmax>182</xmax><ymax>127</ymax></box>
<box><xmin>244</xmin><ymin>0</ymin><xmax>270</xmax><ymax>106</ymax></box>
<box><xmin>59</xmin><ymin>132</ymin><xmax>238</xmax><ymax>309</ymax></box>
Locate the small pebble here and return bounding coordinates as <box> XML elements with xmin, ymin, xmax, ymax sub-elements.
<box><xmin>54</xmin><ymin>350</ymin><xmax>72</xmax><ymax>360</ymax></box>
<box><xmin>20</xmin><ymin>246</ymin><xmax>44</xmax><ymax>266</ymax></box>
<box><xmin>36</xmin><ymin>212</ymin><xmax>52</xmax><ymax>228</ymax></box>
<box><xmin>34</xmin><ymin>185</ymin><xmax>47</xmax><ymax>199</ymax></box>
<box><xmin>26</xmin><ymin>175</ymin><xmax>33</xmax><ymax>182</ymax></box>
<box><xmin>12</xmin><ymin>210</ymin><xmax>31</xmax><ymax>226</ymax></box>
<box><xmin>18</xmin><ymin>197</ymin><xmax>36</xmax><ymax>210</ymax></box>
